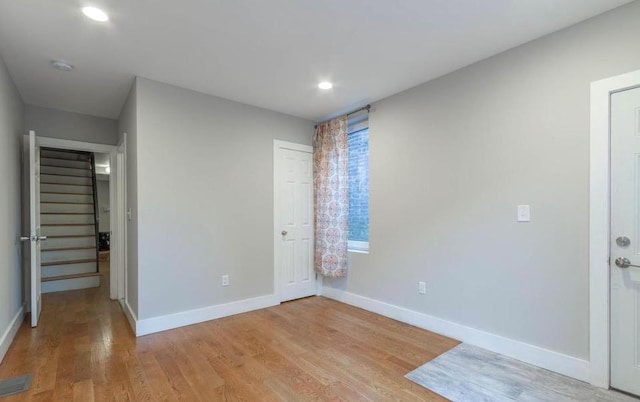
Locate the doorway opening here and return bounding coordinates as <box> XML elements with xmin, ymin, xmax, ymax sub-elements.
<box><xmin>22</xmin><ymin>134</ymin><xmax>126</xmax><ymax>327</ymax></box>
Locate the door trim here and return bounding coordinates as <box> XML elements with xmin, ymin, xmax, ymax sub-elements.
<box><xmin>273</xmin><ymin>140</ymin><xmax>321</xmax><ymax>302</ymax></box>
<box><xmin>590</xmin><ymin>68</ymin><xmax>640</xmax><ymax>388</ymax></box>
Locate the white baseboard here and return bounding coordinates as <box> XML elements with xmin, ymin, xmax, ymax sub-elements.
<box><xmin>122</xmin><ymin>299</ymin><xmax>138</xmax><ymax>335</ymax></box>
<box><xmin>135</xmin><ymin>294</ymin><xmax>280</xmax><ymax>336</ymax></box>
<box><xmin>322</xmin><ymin>287</ymin><xmax>592</xmax><ymax>383</ymax></box>
<box><xmin>0</xmin><ymin>305</ymin><xmax>25</xmax><ymax>365</ymax></box>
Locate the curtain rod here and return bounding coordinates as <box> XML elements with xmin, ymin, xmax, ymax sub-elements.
<box><xmin>314</xmin><ymin>104</ymin><xmax>371</xmax><ymax>129</ymax></box>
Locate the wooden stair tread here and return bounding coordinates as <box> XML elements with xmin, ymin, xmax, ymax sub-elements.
<box><xmin>40</xmin><ymin>173</ymin><xmax>92</xmax><ymax>178</ymax></box>
<box><xmin>41</xmin><ymin>212</ymin><xmax>93</xmax><ymax>215</ymax></box>
<box><xmin>42</xmin><ymin>258</ymin><xmax>97</xmax><ymax>267</ymax></box>
<box><xmin>41</xmin><ymin>192</ymin><xmax>93</xmax><ymax>195</ymax></box>
<box><xmin>41</xmin><ymin>201</ymin><xmax>93</xmax><ymax>205</ymax></box>
<box><xmin>41</xmin><ymin>223</ymin><xmax>94</xmax><ymax>227</ymax></box>
<box><xmin>41</xmin><ymin>272</ymin><xmax>101</xmax><ymax>282</ymax></box>
<box><xmin>46</xmin><ymin>235</ymin><xmax>95</xmax><ymax>239</ymax></box>
<box><xmin>41</xmin><ymin>156</ymin><xmax>91</xmax><ymax>163</ymax></box>
<box><xmin>40</xmin><ymin>164</ymin><xmax>91</xmax><ymax>171</ymax></box>
<box><xmin>41</xmin><ymin>182</ymin><xmax>92</xmax><ymax>187</ymax></box>
<box><xmin>42</xmin><ymin>246</ymin><xmax>95</xmax><ymax>252</ymax></box>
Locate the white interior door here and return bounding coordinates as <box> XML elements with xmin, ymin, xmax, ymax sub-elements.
<box><xmin>274</xmin><ymin>141</ymin><xmax>316</xmax><ymax>302</ymax></box>
<box><xmin>610</xmin><ymin>86</ymin><xmax>640</xmax><ymax>396</ymax></box>
<box><xmin>22</xmin><ymin>131</ymin><xmax>43</xmax><ymax>327</ymax></box>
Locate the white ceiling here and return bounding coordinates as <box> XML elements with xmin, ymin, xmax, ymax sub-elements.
<box><xmin>0</xmin><ymin>0</ymin><xmax>632</xmax><ymax>121</ymax></box>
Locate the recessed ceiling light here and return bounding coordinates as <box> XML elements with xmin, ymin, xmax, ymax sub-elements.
<box><xmin>51</xmin><ymin>60</ymin><xmax>74</xmax><ymax>71</ymax></box>
<box><xmin>318</xmin><ymin>82</ymin><xmax>333</xmax><ymax>90</ymax></box>
<box><xmin>82</xmin><ymin>6</ymin><xmax>109</xmax><ymax>22</ymax></box>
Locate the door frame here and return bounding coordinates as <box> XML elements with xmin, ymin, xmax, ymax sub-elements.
<box><xmin>273</xmin><ymin>140</ymin><xmax>321</xmax><ymax>302</ymax></box>
<box><xmin>35</xmin><ymin>137</ymin><xmax>127</xmax><ymax>303</ymax></box>
<box><xmin>589</xmin><ymin>68</ymin><xmax>640</xmax><ymax>388</ymax></box>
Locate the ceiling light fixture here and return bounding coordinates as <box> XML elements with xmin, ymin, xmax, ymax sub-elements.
<box><xmin>51</xmin><ymin>60</ymin><xmax>74</xmax><ymax>71</ymax></box>
<box><xmin>82</xmin><ymin>6</ymin><xmax>109</xmax><ymax>22</ymax></box>
<box><xmin>318</xmin><ymin>81</ymin><xmax>333</xmax><ymax>90</ymax></box>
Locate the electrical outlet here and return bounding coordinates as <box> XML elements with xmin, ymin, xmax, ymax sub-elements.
<box><xmin>418</xmin><ymin>281</ymin><xmax>426</xmax><ymax>295</ymax></box>
<box><xmin>221</xmin><ymin>275</ymin><xmax>229</xmax><ymax>287</ymax></box>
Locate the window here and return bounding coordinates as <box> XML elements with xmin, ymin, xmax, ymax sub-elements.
<box><xmin>348</xmin><ymin>116</ymin><xmax>369</xmax><ymax>253</ymax></box>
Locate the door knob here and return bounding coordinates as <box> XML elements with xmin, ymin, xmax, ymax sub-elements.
<box><xmin>281</xmin><ymin>230</ymin><xmax>288</xmax><ymax>236</ymax></box>
<box><xmin>615</xmin><ymin>257</ymin><xmax>640</xmax><ymax>269</ymax></box>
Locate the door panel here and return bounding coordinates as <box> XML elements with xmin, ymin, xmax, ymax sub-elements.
<box><xmin>275</xmin><ymin>143</ymin><xmax>316</xmax><ymax>302</ymax></box>
<box><xmin>610</xmin><ymin>86</ymin><xmax>640</xmax><ymax>396</ymax></box>
<box><xmin>25</xmin><ymin>131</ymin><xmax>42</xmax><ymax>327</ymax></box>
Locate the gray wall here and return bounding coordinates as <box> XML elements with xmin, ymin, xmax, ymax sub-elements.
<box><xmin>325</xmin><ymin>1</ymin><xmax>640</xmax><ymax>360</ymax></box>
<box><xmin>0</xmin><ymin>55</ymin><xmax>24</xmax><ymax>363</ymax></box>
<box><xmin>118</xmin><ymin>82</ymin><xmax>138</xmax><ymax>316</ymax></box>
<box><xmin>96</xmin><ymin>180</ymin><xmax>110</xmax><ymax>232</ymax></box>
<box><xmin>25</xmin><ymin>104</ymin><xmax>118</xmax><ymax>145</ymax></box>
<box><xmin>135</xmin><ymin>77</ymin><xmax>313</xmax><ymax>319</ymax></box>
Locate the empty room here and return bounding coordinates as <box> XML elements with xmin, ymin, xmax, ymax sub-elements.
<box><xmin>1</xmin><ymin>0</ymin><xmax>640</xmax><ymax>400</ymax></box>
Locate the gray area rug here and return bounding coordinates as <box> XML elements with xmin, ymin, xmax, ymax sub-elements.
<box><xmin>406</xmin><ymin>344</ymin><xmax>637</xmax><ymax>402</ymax></box>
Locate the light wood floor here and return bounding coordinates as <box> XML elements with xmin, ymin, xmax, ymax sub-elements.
<box><xmin>0</xmin><ymin>264</ymin><xmax>458</xmax><ymax>401</ymax></box>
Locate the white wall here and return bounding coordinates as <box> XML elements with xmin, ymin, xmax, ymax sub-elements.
<box><xmin>0</xmin><ymin>55</ymin><xmax>24</xmax><ymax>363</ymax></box>
<box><xmin>325</xmin><ymin>1</ymin><xmax>640</xmax><ymax>361</ymax></box>
<box><xmin>96</xmin><ymin>180</ymin><xmax>110</xmax><ymax>232</ymax></box>
<box><xmin>134</xmin><ymin>78</ymin><xmax>312</xmax><ymax>320</ymax></box>
<box><xmin>25</xmin><ymin>104</ymin><xmax>118</xmax><ymax>145</ymax></box>
<box><xmin>118</xmin><ymin>82</ymin><xmax>138</xmax><ymax>317</ymax></box>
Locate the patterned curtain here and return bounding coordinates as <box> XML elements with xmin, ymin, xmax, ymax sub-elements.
<box><xmin>313</xmin><ymin>116</ymin><xmax>349</xmax><ymax>277</ymax></box>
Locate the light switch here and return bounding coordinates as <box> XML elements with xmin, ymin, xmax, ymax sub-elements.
<box><xmin>517</xmin><ymin>205</ymin><xmax>530</xmax><ymax>222</ymax></box>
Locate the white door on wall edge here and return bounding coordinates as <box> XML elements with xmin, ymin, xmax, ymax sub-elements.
<box><xmin>274</xmin><ymin>141</ymin><xmax>316</xmax><ymax>302</ymax></box>
<box><xmin>610</xmin><ymin>86</ymin><xmax>640</xmax><ymax>397</ymax></box>
<box><xmin>21</xmin><ymin>131</ymin><xmax>43</xmax><ymax>327</ymax></box>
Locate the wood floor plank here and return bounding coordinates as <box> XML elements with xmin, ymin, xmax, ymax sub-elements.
<box><xmin>0</xmin><ymin>262</ymin><xmax>457</xmax><ymax>401</ymax></box>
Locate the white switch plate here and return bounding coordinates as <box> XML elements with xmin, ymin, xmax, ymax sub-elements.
<box><xmin>517</xmin><ymin>205</ymin><xmax>531</xmax><ymax>222</ymax></box>
<box><xmin>221</xmin><ymin>275</ymin><xmax>229</xmax><ymax>287</ymax></box>
<box><xmin>418</xmin><ymin>281</ymin><xmax>426</xmax><ymax>294</ymax></box>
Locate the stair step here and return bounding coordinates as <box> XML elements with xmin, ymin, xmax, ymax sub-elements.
<box><xmin>40</xmin><ymin>174</ymin><xmax>92</xmax><ymax>186</ymax></box>
<box><xmin>40</xmin><ymin>166</ymin><xmax>92</xmax><ymax>178</ymax></box>
<box><xmin>41</xmin><ymin>224</ymin><xmax>95</xmax><ymax>226</ymax></box>
<box><xmin>41</xmin><ymin>272</ymin><xmax>101</xmax><ymax>282</ymax></box>
<box><xmin>40</xmin><ymin>172</ymin><xmax>92</xmax><ymax>179</ymax></box>
<box><xmin>42</xmin><ymin>248</ymin><xmax>96</xmax><ymax>264</ymax></box>
<box><xmin>41</xmin><ymin>258</ymin><xmax>97</xmax><ymax>267</ymax></box>
<box><xmin>40</xmin><ymin>149</ymin><xmax>91</xmax><ymax>162</ymax></box>
<box><xmin>41</xmin><ymin>182</ymin><xmax>92</xmax><ymax>187</ymax></box>
<box><xmin>41</xmin><ymin>201</ymin><xmax>93</xmax><ymax>205</ymax></box>
<box><xmin>41</xmin><ymin>246</ymin><xmax>95</xmax><ymax>251</ymax></box>
<box><xmin>41</xmin><ymin>193</ymin><xmax>94</xmax><ymax>204</ymax></box>
<box><xmin>40</xmin><ymin>157</ymin><xmax>91</xmax><ymax>170</ymax></box>
<box><xmin>40</xmin><ymin>184</ymin><xmax>93</xmax><ymax>195</ymax></box>
<box><xmin>42</xmin><ymin>225</ymin><xmax>95</xmax><ymax>237</ymax></box>
<box><xmin>45</xmin><ymin>236</ymin><xmax>96</xmax><ymax>249</ymax></box>
<box><xmin>41</xmin><ymin>212</ymin><xmax>93</xmax><ymax>215</ymax></box>
<box><xmin>40</xmin><ymin>164</ymin><xmax>91</xmax><ymax>171</ymax></box>
<box><xmin>46</xmin><ymin>235</ymin><xmax>95</xmax><ymax>238</ymax></box>
<box><xmin>41</xmin><ymin>211</ymin><xmax>95</xmax><ymax>225</ymax></box>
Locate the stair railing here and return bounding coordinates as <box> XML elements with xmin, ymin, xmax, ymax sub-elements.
<box><xmin>90</xmin><ymin>153</ymin><xmax>100</xmax><ymax>273</ymax></box>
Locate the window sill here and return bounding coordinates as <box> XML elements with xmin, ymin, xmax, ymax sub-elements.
<box><xmin>348</xmin><ymin>240</ymin><xmax>369</xmax><ymax>254</ymax></box>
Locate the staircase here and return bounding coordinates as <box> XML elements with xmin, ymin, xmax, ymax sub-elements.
<box><xmin>40</xmin><ymin>148</ymin><xmax>101</xmax><ymax>293</ymax></box>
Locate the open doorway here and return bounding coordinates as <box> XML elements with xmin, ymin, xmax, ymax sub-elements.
<box><xmin>22</xmin><ymin>134</ymin><xmax>126</xmax><ymax>327</ymax></box>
